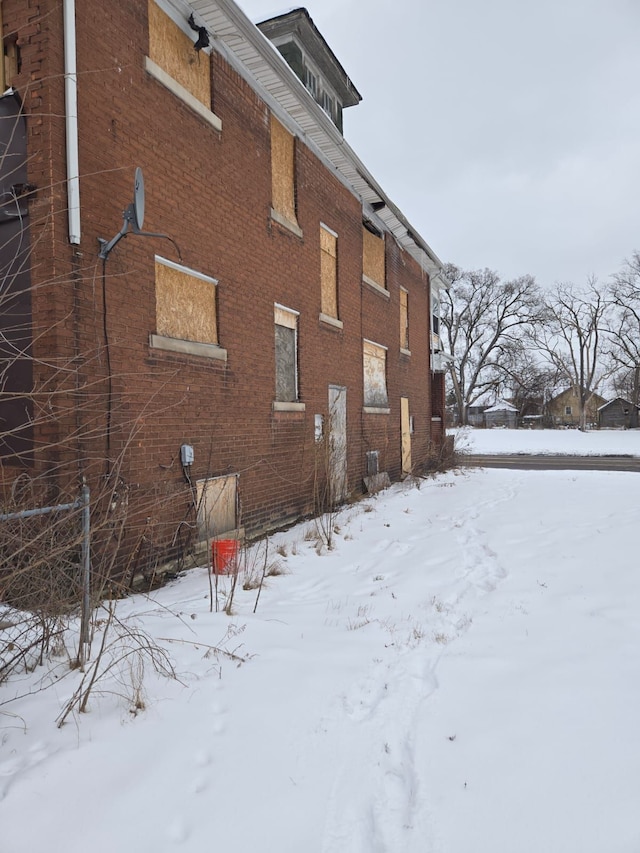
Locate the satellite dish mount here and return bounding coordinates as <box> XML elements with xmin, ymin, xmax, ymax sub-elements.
<box><xmin>98</xmin><ymin>168</ymin><xmax>180</xmax><ymax>261</ymax></box>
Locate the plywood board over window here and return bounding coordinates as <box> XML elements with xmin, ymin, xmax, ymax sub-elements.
<box><xmin>363</xmin><ymin>339</ymin><xmax>388</xmax><ymax>407</ymax></box>
<box><xmin>271</xmin><ymin>115</ymin><xmax>297</xmax><ymax>226</ymax></box>
<box><xmin>400</xmin><ymin>288</ymin><xmax>409</xmax><ymax>350</ymax></box>
<box><xmin>320</xmin><ymin>224</ymin><xmax>338</xmax><ymax>319</ymax></box>
<box><xmin>148</xmin><ymin>0</ymin><xmax>211</xmax><ymax>108</ymax></box>
<box><xmin>362</xmin><ymin>226</ymin><xmax>386</xmax><ymax>289</ymax></box>
<box><xmin>155</xmin><ymin>256</ymin><xmax>217</xmax><ymax>344</ymax></box>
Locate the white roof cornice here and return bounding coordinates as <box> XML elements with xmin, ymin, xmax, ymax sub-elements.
<box><xmin>178</xmin><ymin>0</ymin><xmax>446</xmax><ymax>280</ymax></box>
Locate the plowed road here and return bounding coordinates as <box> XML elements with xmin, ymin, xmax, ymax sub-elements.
<box><xmin>461</xmin><ymin>454</ymin><xmax>640</xmax><ymax>472</ymax></box>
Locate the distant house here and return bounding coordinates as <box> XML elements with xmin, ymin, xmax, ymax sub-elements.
<box><xmin>546</xmin><ymin>387</ymin><xmax>607</xmax><ymax>428</ymax></box>
<box><xmin>598</xmin><ymin>398</ymin><xmax>640</xmax><ymax>429</ymax></box>
<box><xmin>484</xmin><ymin>401</ymin><xmax>518</xmax><ymax>429</ymax></box>
<box><xmin>467</xmin><ymin>405</ymin><xmax>487</xmax><ymax>428</ymax></box>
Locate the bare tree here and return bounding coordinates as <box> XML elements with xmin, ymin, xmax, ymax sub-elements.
<box><xmin>494</xmin><ymin>348</ymin><xmax>561</xmax><ymax>420</ymax></box>
<box><xmin>605</xmin><ymin>251</ymin><xmax>640</xmax><ymax>405</ymax></box>
<box><xmin>441</xmin><ymin>264</ymin><xmax>542</xmax><ymax>425</ymax></box>
<box><xmin>533</xmin><ymin>280</ymin><xmax>611</xmax><ymax>430</ymax></box>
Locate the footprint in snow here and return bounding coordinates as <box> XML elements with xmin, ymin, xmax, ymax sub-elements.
<box><xmin>194</xmin><ymin>749</ymin><xmax>212</xmax><ymax>767</ymax></box>
<box><xmin>167</xmin><ymin>817</ymin><xmax>190</xmax><ymax>844</ymax></box>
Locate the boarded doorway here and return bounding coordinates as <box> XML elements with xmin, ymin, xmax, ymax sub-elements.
<box><xmin>328</xmin><ymin>385</ymin><xmax>347</xmax><ymax>503</ymax></box>
<box><xmin>401</xmin><ymin>397</ymin><xmax>411</xmax><ymax>475</ymax></box>
<box><xmin>196</xmin><ymin>474</ymin><xmax>238</xmax><ymax>540</ymax></box>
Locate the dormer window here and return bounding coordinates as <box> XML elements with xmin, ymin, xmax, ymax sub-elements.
<box><xmin>321</xmin><ymin>90</ymin><xmax>335</xmax><ymax>121</ymax></box>
<box><xmin>305</xmin><ymin>67</ymin><xmax>318</xmax><ymax>98</ymax></box>
<box><xmin>257</xmin><ymin>8</ymin><xmax>362</xmax><ymax>134</ymax></box>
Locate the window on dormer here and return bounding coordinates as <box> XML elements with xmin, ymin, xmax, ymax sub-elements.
<box><xmin>305</xmin><ymin>66</ymin><xmax>318</xmax><ymax>98</ymax></box>
<box><xmin>321</xmin><ymin>90</ymin><xmax>335</xmax><ymax>121</ymax></box>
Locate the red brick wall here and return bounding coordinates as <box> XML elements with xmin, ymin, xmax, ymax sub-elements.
<box><xmin>1</xmin><ymin>1</ymin><xmax>442</xmax><ymax>571</ymax></box>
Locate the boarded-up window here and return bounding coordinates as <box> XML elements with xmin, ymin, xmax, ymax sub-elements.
<box><xmin>363</xmin><ymin>340</ymin><xmax>388</xmax><ymax>407</ymax></box>
<box><xmin>196</xmin><ymin>474</ymin><xmax>238</xmax><ymax>540</ymax></box>
<box><xmin>320</xmin><ymin>224</ymin><xmax>338</xmax><ymax>318</ymax></box>
<box><xmin>271</xmin><ymin>116</ymin><xmax>297</xmax><ymax>225</ymax></box>
<box><xmin>148</xmin><ymin>0</ymin><xmax>211</xmax><ymax>108</ymax></box>
<box><xmin>155</xmin><ymin>256</ymin><xmax>218</xmax><ymax>344</ymax></box>
<box><xmin>400</xmin><ymin>288</ymin><xmax>409</xmax><ymax>350</ymax></box>
<box><xmin>3</xmin><ymin>41</ymin><xmax>19</xmax><ymax>89</ymax></box>
<box><xmin>274</xmin><ymin>304</ymin><xmax>298</xmax><ymax>402</ymax></box>
<box><xmin>362</xmin><ymin>226</ymin><xmax>385</xmax><ymax>289</ymax></box>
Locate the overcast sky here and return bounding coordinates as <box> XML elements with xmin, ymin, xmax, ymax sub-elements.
<box><xmin>237</xmin><ymin>0</ymin><xmax>640</xmax><ymax>289</ymax></box>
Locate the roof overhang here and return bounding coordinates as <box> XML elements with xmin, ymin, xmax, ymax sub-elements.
<box><xmin>183</xmin><ymin>0</ymin><xmax>447</xmax><ymax>283</ymax></box>
<box><xmin>256</xmin><ymin>8</ymin><xmax>362</xmax><ymax>108</ymax></box>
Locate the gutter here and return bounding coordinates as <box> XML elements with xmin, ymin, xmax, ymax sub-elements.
<box><xmin>193</xmin><ymin>0</ymin><xmax>447</xmax><ymax>281</ymax></box>
<box><xmin>63</xmin><ymin>0</ymin><xmax>81</xmax><ymax>244</ymax></box>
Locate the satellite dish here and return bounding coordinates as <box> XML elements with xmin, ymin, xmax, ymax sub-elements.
<box><xmin>133</xmin><ymin>167</ymin><xmax>145</xmax><ymax>231</ymax></box>
<box><xmin>98</xmin><ymin>166</ymin><xmax>181</xmax><ymax>261</ymax></box>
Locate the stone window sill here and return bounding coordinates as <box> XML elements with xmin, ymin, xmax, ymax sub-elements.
<box><xmin>363</xmin><ymin>406</ymin><xmax>390</xmax><ymax>415</ymax></box>
<box><xmin>270</xmin><ymin>208</ymin><xmax>303</xmax><ymax>239</ymax></box>
<box><xmin>149</xmin><ymin>334</ymin><xmax>227</xmax><ymax>361</ymax></box>
<box><xmin>144</xmin><ymin>57</ymin><xmax>222</xmax><ymax>132</ymax></box>
<box><xmin>400</xmin><ymin>347</ymin><xmax>411</xmax><ymax>357</ymax></box>
<box><xmin>362</xmin><ymin>275</ymin><xmax>389</xmax><ymax>299</ymax></box>
<box><xmin>273</xmin><ymin>401</ymin><xmax>306</xmax><ymax>412</ymax></box>
<box><xmin>319</xmin><ymin>313</ymin><xmax>343</xmax><ymax>330</ymax></box>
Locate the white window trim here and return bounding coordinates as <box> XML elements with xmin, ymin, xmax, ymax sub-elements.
<box><xmin>270</xmin><ymin>207</ymin><xmax>303</xmax><ymax>239</ymax></box>
<box><xmin>155</xmin><ymin>255</ymin><xmax>218</xmax><ymax>285</ymax></box>
<box><xmin>362</xmin><ymin>274</ymin><xmax>390</xmax><ymax>299</ymax></box>
<box><xmin>319</xmin><ymin>313</ymin><xmax>343</xmax><ymax>330</ymax></box>
<box><xmin>363</xmin><ymin>338</ymin><xmax>388</xmax><ymax>351</ymax></box>
<box><xmin>154</xmin><ymin>0</ymin><xmax>213</xmax><ymax>51</ymax></box>
<box><xmin>144</xmin><ymin>57</ymin><xmax>222</xmax><ymax>132</ymax></box>
<box><xmin>273</xmin><ymin>401</ymin><xmax>306</xmax><ymax>412</ymax></box>
<box><xmin>320</xmin><ymin>222</ymin><xmax>338</xmax><ymax>239</ymax></box>
<box><xmin>274</xmin><ymin>303</ymin><xmax>300</xmax><ymax>324</ymax></box>
<box><xmin>149</xmin><ymin>334</ymin><xmax>227</xmax><ymax>361</ymax></box>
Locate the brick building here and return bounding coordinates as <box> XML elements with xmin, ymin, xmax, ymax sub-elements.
<box><xmin>0</xmin><ymin>0</ymin><xmax>449</xmax><ymax>577</ymax></box>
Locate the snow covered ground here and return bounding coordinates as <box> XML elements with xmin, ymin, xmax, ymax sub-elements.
<box><xmin>2</xmin><ymin>467</ymin><xmax>640</xmax><ymax>852</ymax></box>
<box><xmin>452</xmin><ymin>426</ymin><xmax>640</xmax><ymax>456</ymax></box>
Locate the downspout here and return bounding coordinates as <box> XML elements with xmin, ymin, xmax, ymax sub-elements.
<box><xmin>63</xmin><ymin>0</ymin><xmax>81</xmax><ymax>244</ymax></box>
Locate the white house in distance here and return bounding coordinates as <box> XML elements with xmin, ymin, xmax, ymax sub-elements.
<box><xmin>483</xmin><ymin>400</ymin><xmax>518</xmax><ymax>429</ymax></box>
